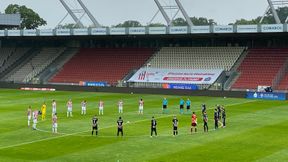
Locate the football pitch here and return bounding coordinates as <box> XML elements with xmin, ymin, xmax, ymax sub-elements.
<box><xmin>0</xmin><ymin>88</ymin><xmax>288</xmax><ymax>162</ymax></box>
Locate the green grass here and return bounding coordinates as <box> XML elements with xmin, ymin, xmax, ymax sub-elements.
<box><xmin>0</xmin><ymin>88</ymin><xmax>287</xmax><ymax>162</ymax></box>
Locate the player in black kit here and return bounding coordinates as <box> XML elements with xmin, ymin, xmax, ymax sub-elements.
<box><xmin>202</xmin><ymin>104</ymin><xmax>206</xmax><ymax>115</ymax></box>
<box><xmin>203</xmin><ymin>111</ymin><xmax>208</xmax><ymax>132</ymax></box>
<box><xmin>214</xmin><ymin>109</ymin><xmax>219</xmax><ymax>130</ymax></box>
<box><xmin>217</xmin><ymin>105</ymin><xmax>221</xmax><ymax>120</ymax></box>
<box><xmin>117</xmin><ymin>117</ymin><xmax>124</xmax><ymax>136</ymax></box>
<box><xmin>151</xmin><ymin>116</ymin><xmax>157</xmax><ymax>137</ymax></box>
<box><xmin>222</xmin><ymin>106</ymin><xmax>226</xmax><ymax>128</ymax></box>
<box><xmin>91</xmin><ymin>115</ymin><xmax>98</xmax><ymax>136</ymax></box>
<box><xmin>172</xmin><ymin>116</ymin><xmax>178</xmax><ymax>136</ymax></box>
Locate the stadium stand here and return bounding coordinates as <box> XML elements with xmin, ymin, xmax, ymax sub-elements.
<box><xmin>147</xmin><ymin>47</ymin><xmax>245</xmax><ymax>71</ymax></box>
<box><xmin>232</xmin><ymin>48</ymin><xmax>288</xmax><ymax>90</ymax></box>
<box><xmin>276</xmin><ymin>73</ymin><xmax>288</xmax><ymax>90</ymax></box>
<box><xmin>0</xmin><ymin>48</ymin><xmax>13</xmax><ymax>68</ymax></box>
<box><xmin>6</xmin><ymin>48</ymin><xmax>65</xmax><ymax>83</ymax></box>
<box><xmin>0</xmin><ymin>48</ymin><xmax>30</xmax><ymax>73</ymax></box>
<box><xmin>50</xmin><ymin>48</ymin><xmax>155</xmax><ymax>85</ymax></box>
<box><xmin>38</xmin><ymin>48</ymin><xmax>79</xmax><ymax>84</ymax></box>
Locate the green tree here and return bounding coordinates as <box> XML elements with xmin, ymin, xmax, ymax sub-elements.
<box><xmin>57</xmin><ymin>23</ymin><xmax>83</xmax><ymax>29</ymax></box>
<box><xmin>190</xmin><ymin>17</ymin><xmax>216</xmax><ymax>25</ymax></box>
<box><xmin>114</xmin><ymin>20</ymin><xmax>142</xmax><ymax>27</ymax></box>
<box><xmin>233</xmin><ymin>18</ymin><xmax>259</xmax><ymax>25</ymax></box>
<box><xmin>172</xmin><ymin>17</ymin><xmax>187</xmax><ymax>26</ymax></box>
<box><xmin>147</xmin><ymin>23</ymin><xmax>166</xmax><ymax>27</ymax></box>
<box><xmin>171</xmin><ymin>17</ymin><xmax>217</xmax><ymax>26</ymax></box>
<box><xmin>233</xmin><ymin>6</ymin><xmax>288</xmax><ymax>24</ymax></box>
<box><xmin>5</xmin><ymin>4</ymin><xmax>47</xmax><ymax>29</ymax></box>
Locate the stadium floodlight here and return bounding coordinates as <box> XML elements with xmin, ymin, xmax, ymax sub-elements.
<box><xmin>149</xmin><ymin>0</ymin><xmax>193</xmax><ymax>27</ymax></box>
<box><xmin>260</xmin><ymin>0</ymin><xmax>288</xmax><ymax>24</ymax></box>
<box><xmin>57</xmin><ymin>0</ymin><xmax>101</xmax><ymax>28</ymax></box>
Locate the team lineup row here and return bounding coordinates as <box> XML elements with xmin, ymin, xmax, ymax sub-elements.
<box><xmin>26</xmin><ymin>98</ymin><xmax>227</xmax><ymax>136</ymax></box>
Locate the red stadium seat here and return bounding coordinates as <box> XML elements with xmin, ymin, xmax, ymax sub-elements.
<box><xmin>50</xmin><ymin>48</ymin><xmax>155</xmax><ymax>85</ymax></box>
<box><xmin>232</xmin><ymin>48</ymin><xmax>288</xmax><ymax>90</ymax></box>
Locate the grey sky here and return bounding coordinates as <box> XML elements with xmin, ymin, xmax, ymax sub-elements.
<box><xmin>0</xmin><ymin>0</ymin><xmax>271</xmax><ymax>28</ymax></box>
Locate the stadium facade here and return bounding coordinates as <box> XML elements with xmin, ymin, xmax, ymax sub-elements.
<box><xmin>1</xmin><ymin>24</ymin><xmax>288</xmax><ymax>95</ymax></box>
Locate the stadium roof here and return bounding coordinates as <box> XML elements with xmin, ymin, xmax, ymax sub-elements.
<box><xmin>0</xmin><ymin>14</ymin><xmax>21</xmax><ymax>27</ymax></box>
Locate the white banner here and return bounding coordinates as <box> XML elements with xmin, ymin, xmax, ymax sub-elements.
<box><xmin>261</xmin><ymin>24</ymin><xmax>283</xmax><ymax>32</ymax></box>
<box><xmin>91</xmin><ymin>28</ymin><xmax>107</xmax><ymax>35</ymax></box>
<box><xmin>169</xmin><ymin>26</ymin><xmax>188</xmax><ymax>34</ymax></box>
<box><xmin>128</xmin><ymin>68</ymin><xmax>223</xmax><ymax>84</ymax></box>
<box><xmin>56</xmin><ymin>29</ymin><xmax>71</xmax><ymax>36</ymax></box>
<box><xmin>213</xmin><ymin>25</ymin><xmax>233</xmax><ymax>33</ymax></box>
<box><xmin>72</xmin><ymin>28</ymin><xmax>88</xmax><ymax>35</ymax></box>
<box><xmin>0</xmin><ymin>30</ymin><xmax>5</xmax><ymax>36</ymax></box>
<box><xmin>237</xmin><ymin>25</ymin><xmax>258</xmax><ymax>33</ymax></box>
<box><xmin>129</xmin><ymin>27</ymin><xmax>146</xmax><ymax>35</ymax></box>
<box><xmin>39</xmin><ymin>29</ymin><xmax>54</xmax><ymax>36</ymax></box>
<box><xmin>110</xmin><ymin>28</ymin><xmax>126</xmax><ymax>35</ymax></box>
<box><xmin>23</xmin><ymin>30</ymin><xmax>37</xmax><ymax>36</ymax></box>
<box><xmin>148</xmin><ymin>27</ymin><xmax>166</xmax><ymax>34</ymax></box>
<box><xmin>191</xmin><ymin>26</ymin><xmax>210</xmax><ymax>33</ymax></box>
<box><xmin>257</xmin><ymin>85</ymin><xmax>270</xmax><ymax>92</ymax></box>
<box><xmin>8</xmin><ymin>30</ymin><xmax>21</xmax><ymax>36</ymax></box>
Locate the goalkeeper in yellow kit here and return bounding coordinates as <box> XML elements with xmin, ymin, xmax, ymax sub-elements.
<box><xmin>41</xmin><ymin>103</ymin><xmax>47</xmax><ymax>120</ymax></box>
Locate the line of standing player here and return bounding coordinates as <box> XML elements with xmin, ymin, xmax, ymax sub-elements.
<box><xmin>27</xmin><ymin>98</ymin><xmax>226</xmax><ymax>136</ymax></box>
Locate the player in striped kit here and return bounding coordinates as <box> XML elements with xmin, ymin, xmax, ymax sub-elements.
<box><xmin>52</xmin><ymin>100</ymin><xmax>56</xmax><ymax>116</ymax></box>
<box><xmin>81</xmin><ymin>100</ymin><xmax>87</xmax><ymax>115</ymax></box>
<box><xmin>138</xmin><ymin>98</ymin><xmax>144</xmax><ymax>114</ymax></box>
<box><xmin>32</xmin><ymin>109</ymin><xmax>39</xmax><ymax>130</ymax></box>
<box><xmin>99</xmin><ymin>100</ymin><xmax>104</xmax><ymax>115</ymax></box>
<box><xmin>27</xmin><ymin>106</ymin><xmax>32</xmax><ymax>127</ymax></box>
<box><xmin>118</xmin><ymin>100</ymin><xmax>123</xmax><ymax>114</ymax></box>
<box><xmin>67</xmin><ymin>99</ymin><xmax>73</xmax><ymax>117</ymax></box>
<box><xmin>52</xmin><ymin>113</ymin><xmax>58</xmax><ymax>134</ymax></box>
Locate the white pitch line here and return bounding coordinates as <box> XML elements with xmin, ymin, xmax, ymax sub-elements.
<box><xmin>0</xmin><ymin>114</ymin><xmax>175</xmax><ymax>150</ymax></box>
<box><xmin>0</xmin><ymin>99</ymin><xmax>256</xmax><ymax>150</ymax></box>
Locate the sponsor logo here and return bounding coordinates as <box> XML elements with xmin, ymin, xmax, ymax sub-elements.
<box><xmin>204</xmin><ymin>77</ymin><xmax>211</xmax><ymax>81</ymax></box>
<box><xmin>263</xmin><ymin>26</ymin><xmax>282</xmax><ymax>30</ymax></box>
<box><xmin>214</xmin><ymin>27</ymin><xmax>233</xmax><ymax>32</ymax></box>
<box><xmin>253</xmin><ymin>92</ymin><xmax>258</xmax><ymax>98</ymax></box>
<box><xmin>247</xmin><ymin>92</ymin><xmax>286</xmax><ymax>100</ymax></box>
<box><xmin>138</xmin><ymin>71</ymin><xmax>146</xmax><ymax>80</ymax></box>
<box><xmin>129</xmin><ymin>29</ymin><xmax>145</xmax><ymax>33</ymax></box>
<box><xmin>163</xmin><ymin>77</ymin><xmax>203</xmax><ymax>81</ymax></box>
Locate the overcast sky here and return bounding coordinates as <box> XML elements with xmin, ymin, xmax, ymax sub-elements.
<box><xmin>0</xmin><ymin>0</ymin><xmax>273</xmax><ymax>28</ymax></box>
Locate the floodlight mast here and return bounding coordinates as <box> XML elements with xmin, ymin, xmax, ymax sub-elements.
<box><xmin>77</xmin><ymin>0</ymin><xmax>101</xmax><ymax>27</ymax></box>
<box><xmin>154</xmin><ymin>0</ymin><xmax>172</xmax><ymax>26</ymax></box>
<box><xmin>59</xmin><ymin>0</ymin><xmax>85</xmax><ymax>28</ymax></box>
<box><xmin>175</xmin><ymin>0</ymin><xmax>193</xmax><ymax>26</ymax></box>
<box><xmin>58</xmin><ymin>0</ymin><xmax>101</xmax><ymax>28</ymax></box>
<box><xmin>150</xmin><ymin>0</ymin><xmax>193</xmax><ymax>27</ymax></box>
<box><xmin>268</xmin><ymin>0</ymin><xmax>281</xmax><ymax>24</ymax></box>
<box><xmin>259</xmin><ymin>0</ymin><xmax>288</xmax><ymax>24</ymax></box>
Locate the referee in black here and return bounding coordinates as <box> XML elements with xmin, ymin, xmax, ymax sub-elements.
<box><xmin>151</xmin><ymin>116</ymin><xmax>157</xmax><ymax>137</ymax></box>
<box><xmin>117</xmin><ymin>116</ymin><xmax>124</xmax><ymax>136</ymax></box>
<box><xmin>91</xmin><ymin>115</ymin><xmax>98</xmax><ymax>136</ymax></box>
